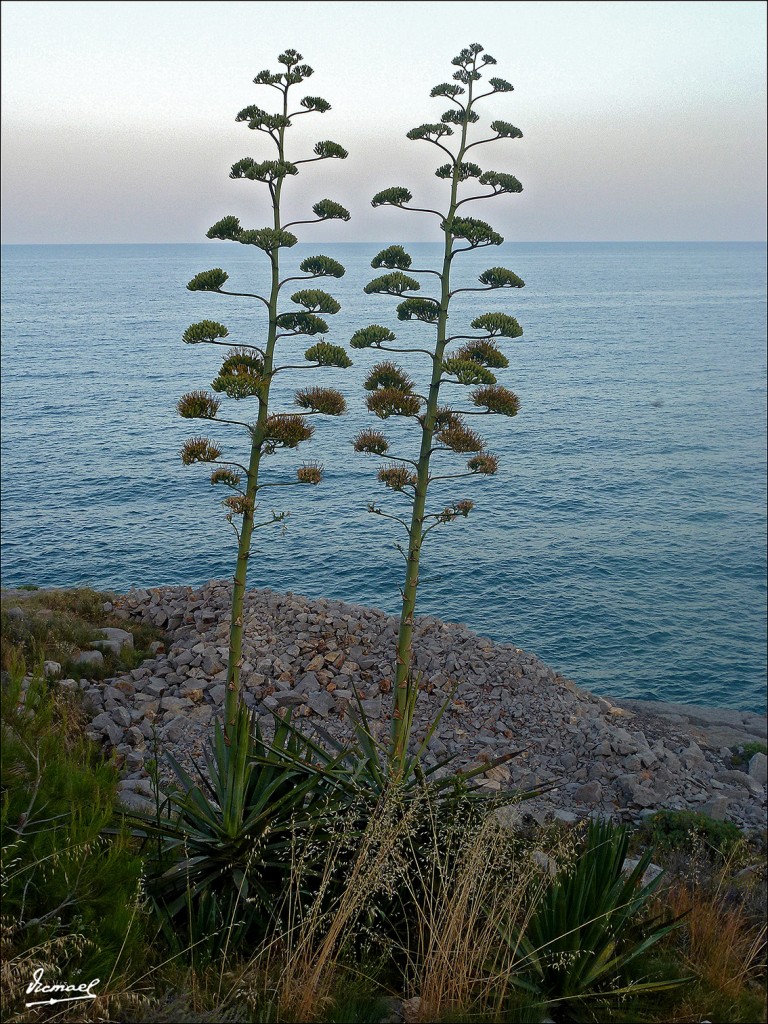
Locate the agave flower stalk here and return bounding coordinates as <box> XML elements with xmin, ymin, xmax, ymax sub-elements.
<box><xmin>180</xmin><ymin>50</ymin><xmax>352</xmax><ymax>740</ymax></box>
<box><xmin>353</xmin><ymin>44</ymin><xmax>526</xmax><ymax>776</ymax></box>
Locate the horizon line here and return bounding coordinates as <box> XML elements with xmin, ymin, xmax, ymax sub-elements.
<box><xmin>2</xmin><ymin>239</ymin><xmax>766</xmax><ymax>246</ymax></box>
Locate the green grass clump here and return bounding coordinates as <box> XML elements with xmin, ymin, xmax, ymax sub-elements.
<box><xmin>1</xmin><ymin>587</ymin><xmax>164</xmax><ymax>680</ymax></box>
<box><xmin>1</xmin><ymin>662</ymin><xmax>148</xmax><ymax>1004</ymax></box>
<box><xmin>638</xmin><ymin>810</ymin><xmax>743</xmax><ymax>862</ymax></box>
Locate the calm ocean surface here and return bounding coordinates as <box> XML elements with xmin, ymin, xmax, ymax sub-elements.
<box><xmin>1</xmin><ymin>242</ymin><xmax>766</xmax><ymax>712</ymax></box>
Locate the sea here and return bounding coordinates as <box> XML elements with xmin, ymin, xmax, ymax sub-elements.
<box><xmin>1</xmin><ymin>241</ymin><xmax>766</xmax><ymax>712</ymax></box>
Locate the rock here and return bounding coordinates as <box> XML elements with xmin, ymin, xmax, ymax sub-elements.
<box><xmin>43</xmin><ymin>661</ymin><xmax>61</xmax><ymax>678</ymax></box>
<box><xmin>573</xmin><ymin>781</ymin><xmax>603</xmax><ymax>805</ymax></box>
<box><xmin>6</xmin><ymin>606</ymin><xmax>25</xmax><ymax>620</ymax></box>
<box><xmin>307</xmin><ymin>691</ymin><xmax>336</xmax><ymax>718</ymax></box>
<box><xmin>622</xmin><ymin>857</ymin><xmax>664</xmax><ymax>887</ymax></box>
<box><xmin>149</xmin><ymin>641</ymin><xmax>165</xmax><ymax>655</ymax></box>
<box><xmin>98</xmin><ymin>627</ymin><xmax>134</xmax><ymax>649</ymax></box>
<box><xmin>75</xmin><ymin>649</ymin><xmax>104</xmax><ymax>668</ymax></box>
<box><xmin>700</xmin><ymin>795</ymin><xmax>729</xmax><ymax>820</ymax></box>
<box><xmin>401</xmin><ymin>997</ymin><xmax>422</xmax><ymax>1024</ymax></box>
<box><xmin>748</xmin><ymin>752</ymin><xmax>767</xmax><ymax>785</ymax></box>
<box><xmin>90</xmin><ymin>712</ymin><xmax>123</xmax><ymax>746</ymax></box>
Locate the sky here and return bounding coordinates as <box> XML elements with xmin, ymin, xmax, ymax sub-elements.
<box><xmin>1</xmin><ymin>0</ymin><xmax>766</xmax><ymax>243</ymax></box>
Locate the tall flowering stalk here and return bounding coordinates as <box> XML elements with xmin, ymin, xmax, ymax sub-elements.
<box><xmin>179</xmin><ymin>50</ymin><xmax>352</xmax><ymax>739</ymax></box>
<box><xmin>352</xmin><ymin>44</ymin><xmax>526</xmax><ymax>776</ymax></box>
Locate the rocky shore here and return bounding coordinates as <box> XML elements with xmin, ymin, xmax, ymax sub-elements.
<box><xmin>9</xmin><ymin>581</ymin><xmax>768</xmax><ymax>829</ymax></box>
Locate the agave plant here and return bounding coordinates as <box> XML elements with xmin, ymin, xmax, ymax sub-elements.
<box><xmin>500</xmin><ymin>820</ymin><xmax>688</xmax><ymax>1022</ymax></box>
<box><xmin>132</xmin><ymin>704</ymin><xmax>353</xmax><ymax>946</ymax></box>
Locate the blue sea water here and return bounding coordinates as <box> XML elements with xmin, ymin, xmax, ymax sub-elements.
<box><xmin>1</xmin><ymin>241</ymin><xmax>766</xmax><ymax>712</ymax></box>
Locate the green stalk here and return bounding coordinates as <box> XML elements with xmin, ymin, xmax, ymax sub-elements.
<box><xmin>224</xmin><ymin>97</ymin><xmax>287</xmax><ymax>741</ymax></box>
<box><xmin>390</xmin><ymin>75</ymin><xmax>476</xmax><ymax>774</ymax></box>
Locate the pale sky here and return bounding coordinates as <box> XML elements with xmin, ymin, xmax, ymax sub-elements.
<box><xmin>1</xmin><ymin>0</ymin><xmax>766</xmax><ymax>242</ymax></box>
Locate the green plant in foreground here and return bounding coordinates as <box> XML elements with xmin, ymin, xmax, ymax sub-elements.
<box><xmin>131</xmin><ymin>704</ymin><xmax>356</xmax><ymax>955</ymax></box>
<box><xmin>351</xmin><ymin>43</ymin><xmax>526</xmax><ymax>776</ymax></box>
<box><xmin>0</xmin><ymin>668</ymin><xmax>146</xmax><ymax>989</ymax></box>
<box><xmin>500</xmin><ymin>820</ymin><xmax>688</xmax><ymax>1022</ymax></box>
<box><xmin>179</xmin><ymin>49</ymin><xmax>351</xmax><ymax>740</ymax></box>
<box><xmin>637</xmin><ymin>809</ymin><xmax>744</xmax><ymax>863</ymax></box>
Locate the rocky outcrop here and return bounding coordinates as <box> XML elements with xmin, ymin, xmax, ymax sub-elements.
<box><xmin>25</xmin><ymin>581</ymin><xmax>766</xmax><ymax>829</ymax></box>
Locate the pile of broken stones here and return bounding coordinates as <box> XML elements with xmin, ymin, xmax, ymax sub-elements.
<box><xmin>16</xmin><ymin>581</ymin><xmax>768</xmax><ymax>828</ymax></box>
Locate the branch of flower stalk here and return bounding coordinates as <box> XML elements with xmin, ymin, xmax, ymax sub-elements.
<box><xmin>194</xmin><ymin>340</ymin><xmax>267</xmax><ymax>355</ymax></box>
<box><xmin>449</xmin><ymin>285</ymin><xmax>499</xmax><ymax>296</ymax></box>
<box><xmin>211</xmin><ymin>289</ymin><xmax>271</xmax><ymax>307</ymax></box>
<box><xmin>210</xmin><ymin>417</ymin><xmax>254</xmax><ymax>429</ymax></box>
<box><xmin>428</xmin><ymin>472</ymin><xmax>479</xmax><ymax>481</ymax></box>
<box><xmin>385</xmin><ymin>201</ymin><xmax>445</xmax><ymax>219</ymax></box>
<box><xmin>211</xmin><ymin>458</ymin><xmax>251</xmax><ymax>474</ymax></box>
<box><xmin>409</xmin><ymin>137</ymin><xmax>457</xmax><ymax>164</ymax></box>
<box><xmin>367</xmin><ymin>505</ymin><xmax>412</xmax><ymax>533</ymax></box>
<box><xmin>450</xmin><ymin>241</ymin><xmax>501</xmax><ymax>257</ymax></box>
<box><xmin>282</xmin><ymin>217</ymin><xmax>327</xmax><ymax>229</ymax></box>
<box><xmin>374</xmin><ymin>345</ymin><xmax>438</xmax><ymax>358</ymax></box>
<box><xmin>455</xmin><ymin>193</ymin><xmax>504</xmax><ymax>208</ymax></box>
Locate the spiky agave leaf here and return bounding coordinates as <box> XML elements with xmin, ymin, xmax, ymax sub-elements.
<box><xmin>290</xmin><ymin>289</ymin><xmax>341</xmax><ymax>314</ymax></box>
<box><xmin>435</xmin><ymin>421</ymin><xmax>485</xmax><ymax>453</ymax></box>
<box><xmin>470</xmin><ymin>312</ymin><xmax>523</xmax><ymax>339</ymax></box>
<box><xmin>183</xmin><ymin>320</ymin><xmax>229</xmax><ymax>344</ymax></box>
<box><xmin>377</xmin><ymin>465</ymin><xmax>417</xmax><ymax>491</ymax></box>
<box><xmin>354</xmin><ymin>430</ymin><xmax>389</xmax><ymax>455</ymax></box>
<box><xmin>364</xmin><ymin>271</ymin><xmax>421</xmax><ymax>296</ymax></box>
<box><xmin>304</xmin><ymin>341</ymin><xmax>352</xmax><ymax>368</ymax></box>
<box><xmin>299</xmin><ymin>254</ymin><xmax>346</xmax><ymax>278</ymax></box>
<box><xmin>442</xmin><ymin>358</ymin><xmax>497</xmax><ymax>386</ymax></box>
<box><xmin>187</xmin><ymin>268</ymin><xmax>229</xmax><ymax>292</ymax></box>
<box><xmin>312</xmin><ymin>199</ymin><xmax>350</xmax><ymax>221</ymax></box>
<box><xmin>263</xmin><ymin>415</ymin><xmax>314</xmax><ymax>448</ymax></box>
<box><xmin>366</xmin><ymin>388</ymin><xmax>422</xmax><ymax>419</ymax></box>
<box><xmin>181</xmin><ymin>437</ymin><xmax>223</xmax><ymax>465</ymax></box>
<box><xmin>472</xmin><ymin>385</ymin><xmax>521</xmax><ymax>416</ymax></box>
<box><xmin>297</xmin><ymin>462</ymin><xmax>323</xmax><ymax>484</ymax></box>
<box><xmin>371</xmin><ymin>245</ymin><xmax>412</xmax><ymax>270</ymax></box>
<box><xmin>478</xmin><ymin>267</ymin><xmax>525</xmax><ymax>289</ymax></box>
<box><xmin>396</xmin><ymin>297</ymin><xmax>440</xmax><ymax>323</ymax></box>
<box><xmin>350</xmin><ymin>325</ymin><xmax>396</xmax><ymax>349</ymax></box>
<box><xmin>177</xmin><ymin>391</ymin><xmax>221</xmax><ymax>419</ymax></box>
<box><xmin>467</xmin><ymin>453</ymin><xmax>499</xmax><ymax>475</ymax></box>
<box><xmin>364</xmin><ymin>361</ymin><xmax>414</xmax><ymax>392</ymax></box>
<box><xmin>454</xmin><ymin>339</ymin><xmax>509</xmax><ymax>369</ymax></box>
<box><xmin>294</xmin><ymin>386</ymin><xmax>347</xmax><ymax>415</ymax></box>
<box><xmin>276</xmin><ymin>311</ymin><xmax>329</xmax><ymax>335</ymax></box>
<box><xmin>371</xmin><ymin>187</ymin><xmax>413</xmax><ymax>207</ymax></box>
